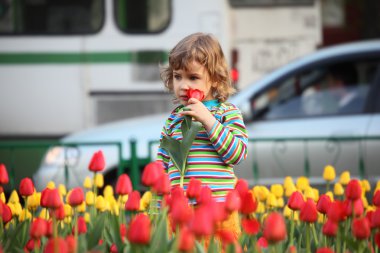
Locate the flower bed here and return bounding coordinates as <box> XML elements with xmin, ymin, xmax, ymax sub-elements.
<box><xmin>0</xmin><ymin>152</ymin><xmax>380</xmax><ymax>253</ymax></box>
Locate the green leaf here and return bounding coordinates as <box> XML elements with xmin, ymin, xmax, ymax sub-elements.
<box><xmin>3</xmin><ymin>220</ymin><xmax>29</xmax><ymax>252</ymax></box>
<box><xmin>161</xmin><ymin>136</ymin><xmax>184</xmax><ymax>173</ymax></box>
<box><xmin>150</xmin><ymin>209</ymin><xmax>169</xmax><ymax>252</ymax></box>
<box><xmin>106</xmin><ymin>214</ymin><xmax>124</xmax><ymax>250</ymax></box>
<box><xmin>195</xmin><ymin>241</ymin><xmax>206</xmax><ymax>253</ymax></box>
<box><xmin>87</xmin><ymin>212</ymin><xmax>107</xmax><ymax>249</ymax></box>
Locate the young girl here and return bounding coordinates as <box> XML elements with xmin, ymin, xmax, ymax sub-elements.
<box><xmin>157</xmin><ymin>32</ymin><xmax>248</xmax><ymax>238</ymax></box>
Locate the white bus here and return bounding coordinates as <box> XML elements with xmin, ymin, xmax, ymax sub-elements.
<box><xmin>0</xmin><ymin>0</ymin><xmax>321</xmax><ymax>137</ymax></box>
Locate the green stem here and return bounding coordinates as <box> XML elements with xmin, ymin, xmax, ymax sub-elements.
<box><xmin>74</xmin><ymin>208</ymin><xmax>78</xmax><ymax>253</ymax></box>
<box><xmin>336</xmin><ymin>224</ymin><xmax>341</xmax><ymax>253</ymax></box>
<box><xmin>306</xmin><ymin>223</ymin><xmax>311</xmax><ymax>253</ymax></box>
<box><xmin>180</xmin><ymin>174</ymin><xmax>184</xmax><ymax>188</ymax></box>
<box><xmin>34</xmin><ymin>239</ymin><xmax>40</xmax><ymax>253</ymax></box>
<box><xmin>289</xmin><ymin>211</ymin><xmax>295</xmax><ymax>246</ymax></box>
<box><xmin>311</xmin><ymin>223</ymin><xmax>319</xmax><ymax>245</ymax></box>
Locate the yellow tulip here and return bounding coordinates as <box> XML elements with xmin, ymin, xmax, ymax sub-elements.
<box><xmin>318</xmin><ymin>213</ymin><xmax>324</xmax><ymax>223</ymax></box>
<box><xmin>110</xmin><ymin>199</ymin><xmax>120</xmax><ymax>216</ymax></box>
<box><xmin>64</xmin><ymin>204</ymin><xmax>73</xmax><ymax>217</ymax></box>
<box><xmin>277</xmin><ymin>197</ymin><xmax>284</xmax><ymax>208</ymax></box>
<box><xmin>19</xmin><ymin>209</ymin><xmax>32</xmax><ymax>222</ymax></box>
<box><xmin>39</xmin><ymin>208</ymin><xmax>50</xmax><ymax>220</ymax></box>
<box><xmin>339</xmin><ymin>171</ymin><xmax>350</xmax><ymax>185</ymax></box>
<box><xmin>0</xmin><ymin>192</ymin><xmax>5</xmax><ymax>203</ymax></box>
<box><xmin>64</xmin><ymin>217</ymin><xmax>72</xmax><ymax>224</ymax></box>
<box><xmin>140</xmin><ymin>191</ymin><xmax>152</xmax><ymax>211</ymax></box>
<box><xmin>95</xmin><ymin>173</ymin><xmax>104</xmax><ymax>188</ymax></box>
<box><xmin>266</xmin><ymin>193</ymin><xmax>277</xmax><ymax>208</ymax></box>
<box><xmin>253</xmin><ymin>186</ymin><xmax>269</xmax><ymax>202</ymax></box>
<box><xmin>7</xmin><ymin>203</ymin><xmax>17</xmax><ymax>217</ymax></box>
<box><xmin>325</xmin><ymin>191</ymin><xmax>334</xmax><ymax>201</ymax></box>
<box><xmin>119</xmin><ymin>194</ymin><xmax>129</xmax><ymax>206</ymax></box>
<box><xmin>84</xmin><ymin>212</ymin><xmax>91</xmax><ymax>223</ymax></box>
<box><xmin>361</xmin><ymin>179</ymin><xmax>371</xmax><ymax>192</ymax></box>
<box><xmin>58</xmin><ymin>184</ymin><xmax>67</xmax><ymax>196</ymax></box>
<box><xmin>27</xmin><ymin>192</ymin><xmax>40</xmax><ymax>211</ymax></box>
<box><xmin>313</xmin><ymin>188</ymin><xmax>319</xmax><ymax>202</ymax></box>
<box><xmin>256</xmin><ymin>201</ymin><xmax>265</xmax><ymax>214</ymax></box>
<box><xmin>95</xmin><ymin>195</ymin><xmax>106</xmax><ymax>212</ymax></box>
<box><xmin>8</xmin><ymin>190</ymin><xmax>19</xmax><ymax>204</ymax></box>
<box><xmin>283</xmin><ymin>205</ymin><xmax>292</xmax><ymax>218</ymax></box>
<box><xmin>376</xmin><ymin>180</ymin><xmax>380</xmax><ymax>190</ymax></box>
<box><xmin>103</xmin><ymin>185</ymin><xmax>114</xmax><ymax>199</ymax></box>
<box><xmin>323</xmin><ymin>165</ymin><xmax>336</xmax><ymax>182</ymax></box>
<box><xmin>86</xmin><ymin>191</ymin><xmax>95</xmax><ymax>206</ymax></box>
<box><xmin>270</xmin><ymin>184</ymin><xmax>284</xmax><ymax>198</ymax></box>
<box><xmin>366</xmin><ymin>205</ymin><xmax>376</xmax><ymax>212</ymax></box>
<box><xmin>77</xmin><ymin>201</ymin><xmax>86</xmax><ymax>213</ymax></box>
<box><xmin>83</xmin><ymin>176</ymin><xmax>93</xmax><ymax>189</ymax></box>
<box><xmin>296</xmin><ymin>176</ymin><xmax>309</xmax><ymax>191</ymax></box>
<box><xmin>304</xmin><ymin>187</ymin><xmax>316</xmax><ymax>201</ymax></box>
<box><xmin>283</xmin><ymin>176</ymin><xmax>294</xmax><ymax>189</ymax></box>
<box><xmin>334</xmin><ymin>183</ymin><xmax>344</xmax><ymax>196</ymax></box>
<box><xmin>375</xmin><ymin>184</ymin><xmax>380</xmax><ymax>194</ymax></box>
<box><xmin>361</xmin><ymin>196</ymin><xmax>368</xmax><ymax>208</ymax></box>
<box><xmin>46</xmin><ymin>181</ymin><xmax>56</xmax><ymax>189</ymax></box>
<box><xmin>285</xmin><ymin>183</ymin><xmax>297</xmax><ymax>197</ymax></box>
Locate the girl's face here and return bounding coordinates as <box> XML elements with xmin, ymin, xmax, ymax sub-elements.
<box><xmin>172</xmin><ymin>61</ymin><xmax>216</xmax><ymax>106</ymax></box>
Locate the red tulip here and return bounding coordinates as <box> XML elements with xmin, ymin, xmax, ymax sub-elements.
<box><xmin>66</xmin><ymin>235</ymin><xmax>76</xmax><ymax>253</ymax></box>
<box><xmin>41</xmin><ymin>188</ymin><xmax>63</xmax><ymax>209</ymax></box>
<box><xmin>345</xmin><ymin>198</ymin><xmax>364</xmax><ymax>217</ymax></box>
<box><xmin>187</xmin><ymin>88</ymin><xmax>205</xmax><ymax>101</ymax></box>
<box><xmin>51</xmin><ymin>204</ymin><xmax>65</xmax><ymax>220</ymax></box>
<box><xmin>375</xmin><ymin>232</ymin><xmax>380</xmax><ymax>249</ymax></box>
<box><xmin>178</xmin><ymin>226</ymin><xmax>195</xmax><ymax>252</ymax></box>
<box><xmin>75</xmin><ymin>216</ymin><xmax>87</xmax><ymax>234</ymax></box>
<box><xmin>68</xmin><ymin>187</ymin><xmax>84</xmax><ymax>207</ymax></box>
<box><xmin>190</xmin><ymin>205</ymin><xmax>214</xmax><ymax>237</ymax></box>
<box><xmin>300</xmin><ymin>198</ymin><xmax>318</xmax><ymax>223</ymax></box>
<box><xmin>235</xmin><ymin>179</ymin><xmax>249</xmax><ymax>198</ymax></box>
<box><xmin>46</xmin><ymin>220</ymin><xmax>53</xmax><ymax>238</ymax></box>
<box><xmin>120</xmin><ymin>223</ymin><xmax>127</xmax><ymax>241</ymax></box>
<box><xmin>322</xmin><ymin>219</ymin><xmax>338</xmax><ymax>237</ymax></box>
<box><xmin>241</xmin><ymin>217</ymin><xmax>260</xmax><ymax>235</ymax></box>
<box><xmin>225</xmin><ymin>190</ymin><xmax>241</xmax><ymax>213</ymax></box>
<box><xmin>239</xmin><ymin>191</ymin><xmax>257</xmax><ymax>215</ymax></box>
<box><xmin>327</xmin><ymin>200</ymin><xmax>346</xmax><ymax>223</ymax></box>
<box><xmin>116</xmin><ymin>174</ymin><xmax>132</xmax><ymax>195</ymax></box>
<box><xmin>196</xmin><ymin>186</ymin><xmax>213</xmax><ymax>205</ymax></box>
<box><xmin>44</xmin><ymin>237</ymin><xmax>68</xmax><ymax>253</ymax></box>
<box><xmin>317</xmin><ymin>194</ymin><xmax>331</xmax><ymax>214</ymax></box>
<box><xmin>257</xmin><ymin>237</ymin><xmax>268</xmax><ymax>248</ymax></box>
<box><xmin>30</xmin><ymin>218</ymin><xmax>47</xmax><ymax>239</ymax></box>
<box><xmin>263</xmin><ymin>212</ymin><xmax>287</xmax><ymax>243</ymax></box>
<box><xmin>88</xmin><ymin>150</ymin><xmax>105</xmax><ymax>172</ymax></box>
<box><xmin>110</xmin><ymin>244</ymin><xmax>118</xmax><ymax>253</ymax></box>
<box><xmin>25</xmin><ymin>238</ymin><xmax>40</xmax><ymax>252</ymax></box>
<box><xmin>316</xmin><ymin>248</ymin><xmax>334</xmax><ymax>253</ymax></box>
<box><xmin>352</xmin><ymin>217</ymin><xmax>371</xmax><ymax>239</ymax></box>
<box><xmin>19</xmin><ymin>177</ymin><xmax>34</xmax><ymax>197</ymax></box>
<box><xmin>217</xmin><ymin>229</ymin><xmax>236</xmax><ymax>248</ymax></box>
<box><xmin>152</xmin><ymin>172</ymin><xmax>170</xmax><ymax>195</ymax></box>
<box><xmin>170</xmin><ymin>195</ymin><xmax>193</xmax><ymax>227</ymax></box>
<box><xmin>141</xmin><ymin>161</ymin><xmax>164</xmax><ymax>187</ymax></box>
<box><xmin>371</xmin><ymin>208</ymin><xmax>380</xmax><ymax>228</ymax></box>
<box><xmin>373</xmin><ymin>190</ymin><xmax>380</xmax><ymax>207</ymax></box>
<box><xmin>125</xmin><ymin>190</ymin><xmax>141</xmax><ymax>211</ymax></box>
<box><xmin>0</xmin><ymin>201</ymin><xmax>12</xmax><ymax>224</ymax></box>
<box><xmin>186</xmin><ymin>177</ymin><xmax>202</xmax><ymax>199</ymax></box>
<box><xmin>0</xmin><ymin>164</ymin><xmax>9</xmax><ymax>185</ymax></box>
<box><xmin>127</xmin><ymin>213</ymin><xmax>151</xmax><ymax>244</ymax></box>
<box><xmin>288</xmin><ymin>191</ymin><xmax>305</xmax><ymax>211</ymax></box>
<box><xmin>345</xmin><ymin>179</ymin><xmax>362</xmax><ymax>200</ymax></box>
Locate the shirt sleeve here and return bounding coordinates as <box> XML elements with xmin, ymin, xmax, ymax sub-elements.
<box><xmin>156</xmin><ymin>126</ymin><xmax>170</xmax><ymax>171</ymax></box>
<box><xmin>207</xmin><ymin>105</ymin><xmax>248</xmax><ymax>165</ymax></box>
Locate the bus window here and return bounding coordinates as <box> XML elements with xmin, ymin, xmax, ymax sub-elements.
<box><xmin>115</xmin><ymin>0</ymin><xmax>171</xmax><ymax>33</ymax></box>
<box><xmin>0</xmin><ymin>0</ymin><xmax>104</xmax><ymax>35</ymax></box>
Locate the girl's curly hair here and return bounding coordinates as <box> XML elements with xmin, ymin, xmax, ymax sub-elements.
<box><xmin>160</xmin><ymin>33</ymin><xmax>235</xmax><ymax>102</ymax></box>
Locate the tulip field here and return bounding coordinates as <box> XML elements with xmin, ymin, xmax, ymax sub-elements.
<box><xmin>1</xmin><ymin>151</ymin><xmax>380</xmax><ymax>253</ymax></box>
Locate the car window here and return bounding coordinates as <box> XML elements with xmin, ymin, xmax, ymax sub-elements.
<box><xmin>250</xmin><ymin>59</ymin><xmax>380</xmax><ymax>121</ymax></box>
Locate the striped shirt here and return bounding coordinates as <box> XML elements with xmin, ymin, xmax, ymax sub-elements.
<box><xmin>157</xmin><ymin>100</ymin><xmax>248</xmax><ymax>202</ymax></box>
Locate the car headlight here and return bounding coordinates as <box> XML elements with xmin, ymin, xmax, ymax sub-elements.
<box><xmin>42</xmin><ymin>146</ymin><xmax>80</xmax><ymax>167</ymax></box>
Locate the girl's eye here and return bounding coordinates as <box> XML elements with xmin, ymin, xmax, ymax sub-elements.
<box><xmin>174</xmin><ymin>74</ymin><xmax>181</xmax><ymax>80</ymax></box>
<box><xmin>190</xmin><ymin>76</ymin><xmax>198</xmax><ymax>81</ymax></box>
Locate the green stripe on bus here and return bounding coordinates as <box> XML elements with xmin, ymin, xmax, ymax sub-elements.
<box><xmin>0</xmin><ymin>51</ymin><xmax>168</xmax><ymax>64</ymax></box>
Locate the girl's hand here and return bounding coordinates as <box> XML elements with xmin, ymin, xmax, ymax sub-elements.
<box><xmin>180</xmin><ymin>98</ymin><xmax>216</xmax><ymax>132</ymax></box>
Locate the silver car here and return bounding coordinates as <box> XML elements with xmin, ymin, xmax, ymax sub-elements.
<box><xmin>34</xmin><ymin>40</ymin><xmax>380</xmax><ymax>190</ymax></box>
